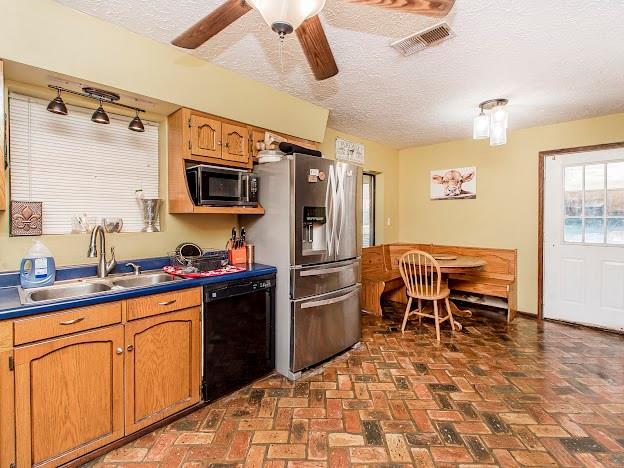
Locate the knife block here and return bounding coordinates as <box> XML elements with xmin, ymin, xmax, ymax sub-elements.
<box><xmin>229</xmin><ymin>247</ymin><xmax>247</xmax><ymax>265</ymax></box>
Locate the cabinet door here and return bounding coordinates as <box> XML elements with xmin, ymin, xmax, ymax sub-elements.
<box><xmin>125</xmin><ymin>307</ymin><xmax>201</xmax><ymax>434</ymax></box>
<box><xmin>222</xmin><ymin>122</ymin><xmax>249</xmax><ymax>163</ymax></box>
<box><xmin>190</xmin><ymin>114</ymin><xmax>222</xmax><ymax>159</ymax></box>
<box><xmin>14</xmin><ymin>326</ymin><xmax>124</xmax><ymax>468</ymax></box>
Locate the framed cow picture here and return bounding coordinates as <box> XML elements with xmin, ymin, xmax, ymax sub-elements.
<box><xmin>430</xmin><ymin>167</ymin><xmax>477</xmax><ymax>200</ymax></box>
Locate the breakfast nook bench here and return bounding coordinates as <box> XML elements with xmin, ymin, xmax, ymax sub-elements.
<box><xmin>361</xmin><ymin>243</ymin><xmax>518</xmax><ymax>322</ymax></box>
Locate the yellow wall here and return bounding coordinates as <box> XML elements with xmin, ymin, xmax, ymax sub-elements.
<box><xmin>398</xmin><ymin>112</ymin><xmax>624</xmax><ymax>314</ymax></box>
<box><xmin>0</xmin><ymin>0</ymin><xmax>331</xmax><ymax>271</ymax></box>
<box><xmin>0</xmin><ymin>0</ymin><xmax>328</xmax><ymax>142</ymax></box>
<box><xmin>0</xmin><ymin>81</ymin><xmax>237</xmax><ymax>270</ymax></box>
<box><xmin>320</xmin><ymin>128</ymin><xmax>400</xmax><ymax>244</ymax></box>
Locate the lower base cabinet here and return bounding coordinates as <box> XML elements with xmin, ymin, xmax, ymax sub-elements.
<box><xmin>6</xmin><ymin>288</ymin><xmax>202</xmax><ymax>467</ymax></box>
<box><xmin>125</xmin><ymin>307</ymin><xmax>201</xmax><ymax>433</ymax></box>
<box><xmin>14</xmin><ymin>326</ymin><xmax>125</xmax><ymax>468</ymax></box>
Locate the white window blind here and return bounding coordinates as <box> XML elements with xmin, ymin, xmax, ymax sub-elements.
<box><xmin>9</xmin><ymin>93</ymin><xmax>159</xmax><ymax>234</ymax></box>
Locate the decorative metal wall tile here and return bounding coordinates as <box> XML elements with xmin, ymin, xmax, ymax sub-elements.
<box><xmin>10</xmin><ymin>201</ymin><xmax>42</xmax><ymax>236</ymax></box>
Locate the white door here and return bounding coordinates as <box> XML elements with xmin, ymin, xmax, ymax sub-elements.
<box><xmin>544</xmin><ymin>148</ymin><xmax>624</xmax><ymax>331</ymax></box>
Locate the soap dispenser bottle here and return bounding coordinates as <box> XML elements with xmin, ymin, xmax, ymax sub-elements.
<box><xmin>20</xmin><ymin>241</ymin><xmax>56</xmax><ymax>289</ymax></box>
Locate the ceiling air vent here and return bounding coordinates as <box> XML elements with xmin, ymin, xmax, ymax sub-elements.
<box><xmin>391</xmin><ymin>22</ymin><xmax>455</xmax><ymax>56</ymax></box>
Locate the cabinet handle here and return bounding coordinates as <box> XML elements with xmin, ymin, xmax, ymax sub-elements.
<box><xmin>59</xmin><ymin>317</ymin><xmax>85</xmax><ymax>325</ymax></box>
<box><xmin>115</xmin><ymin>347</ymin><xmax>123</xmax><ymax>355</ymax></box>
<box><xmin>127</xmin><ymin>344</ymin><xmax>134</xmax><ymax>352</ymax></box>
<box><xmin>158</xmin><ymin>299</ymin><xmax>177</xmax><ymax>306</ymax></box>
<box><xmin>218</xmin><ymin>141</ymin><xmax>222</xmax><ymax>146</ymax></box>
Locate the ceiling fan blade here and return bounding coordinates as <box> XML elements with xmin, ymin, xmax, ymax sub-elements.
<box><xmin>296</xmin><ymin>16</ymin><xmax>339</xmax><ymax>81</ymax></box>
<box><xmin>343</xmin><ymin>0</ymin><xmax>455</xmax><ymax>17</ymax></box>
<box><xmin>171</xmin><ymin>0</ymin><xmax>252</xmax><ymax>49</ymax></box>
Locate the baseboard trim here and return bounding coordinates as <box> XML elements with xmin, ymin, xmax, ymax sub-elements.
<box><xmin>61</xmin><ymin>402</ymin><xmax>207</xmax><ymax>468</ymax></box>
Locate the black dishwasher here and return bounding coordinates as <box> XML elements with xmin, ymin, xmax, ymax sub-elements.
<box><xmin>202</xmin><ymin>273</ymin><xmax>275</xmax><ymax>403</ymax></box>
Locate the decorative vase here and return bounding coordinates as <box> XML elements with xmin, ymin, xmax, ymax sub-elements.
<box><xmin>141</xmin><ymin>198</ymin><xmax>161</xmax><ymax>232</ymax></box>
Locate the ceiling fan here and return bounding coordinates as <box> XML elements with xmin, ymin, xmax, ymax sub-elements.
<box><xmin>172</xmin><ymin>0</ymin><xmax>455</xmax><ymax>81</ymax></box>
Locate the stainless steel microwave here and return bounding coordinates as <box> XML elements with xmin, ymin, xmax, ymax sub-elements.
<box><xmin>186</xmin><ymin>164</ymin><xmax>259</xmax><ymax>207</ymax></box>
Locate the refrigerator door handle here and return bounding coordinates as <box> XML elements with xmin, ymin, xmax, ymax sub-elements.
<box><xmin>299</xmin><ymin>264</ymin><xmax>355</xmax><ymax>276</ymax></box>
<box><xmin>334</xmin><ymin>165</ymin><xmax>346</xmax><ymax>254</ymax></box>
<box><xmin>300</xmin><ymin>287</ymin><xmax>359</xmax><ymax>309</ymax></box>
<box><xmin>325</xmin><ymin>166</ymin><xmax>335</xmax><ymax>257</ymax></box>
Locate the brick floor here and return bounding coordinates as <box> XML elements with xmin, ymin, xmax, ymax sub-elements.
<box><xmin>86</xmin><ymin>303</ymin><xmax>624</xmax><ymax>467</ymax></box>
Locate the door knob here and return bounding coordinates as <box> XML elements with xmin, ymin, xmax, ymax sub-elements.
<box><xmin>127</xmin><ymin>344</ymin><xmax>134</xmax><ymax>352</ymax></box>
<box><xmin>115</xmin><ymin>347</ymin><xmax>123</xmax><ymax>355</ymax></box>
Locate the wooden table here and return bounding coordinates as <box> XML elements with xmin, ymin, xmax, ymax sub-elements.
<box><xmin>409</xmin><ymin>255</ymin><xmax>486</xmax><ymax>330</ymax></box>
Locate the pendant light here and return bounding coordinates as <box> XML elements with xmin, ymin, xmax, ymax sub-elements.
<box><xmin>47</xmin><ymin>85</ymin><xmax>147</xmax><ymax>133</ymax></box>
<box><xmin>472</xmin><ymin>109</ymin><xmax>489</xmax><ymax>140</ymax></box>
<box><xmin>91</xmin><ymin>100</ymin><xmax>110</xmax><ymax>125</ymax></box>
<box><xmin>472</xmin><ymin>99</ymin><xmax>509</xmax><ymax>146</ymax></box>
<box><xmin>489</xmin><ymin>103</ymin><xmax>508</xmax><ymax>146</ymax></box>
<box><xmin>46</xmin><ymin>89</ymin><xmax>68</xmax><ymax>115</ymax></box>
<box><xmin>246</xmin><ymin>0</ymin><xmax>326</xmax><ymax>36</ymax></box>
<box><xmin>128</xmin><ymin>110</ymin><xmax>145</xmax><ymax>132</ymax></box>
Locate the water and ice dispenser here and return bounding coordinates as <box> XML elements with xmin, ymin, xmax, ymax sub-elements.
<box><xmin>302</xmin><ymin>206</ymin><xmax>327</xmax><ymax>254</ymax></box>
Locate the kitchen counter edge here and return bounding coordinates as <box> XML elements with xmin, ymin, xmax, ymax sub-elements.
<box><xmin>0</xmin><ymin>264</ymin><xmax>277</xmax><ymax>321</ymax></box>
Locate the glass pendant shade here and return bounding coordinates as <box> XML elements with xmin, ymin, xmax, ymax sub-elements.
<box><xmin>47</xmin><ymin>91</ymin><xmax>68</xmax><ymax>115</ymax></box>
<box><xmin>489</xmin><ymin>104</ymin><xmax>508</xmax><ymax>146</ymax></box>
<box><xmin>91</xmin><ymin>103</ymin><xmax>110</xmax><ymax>125</ymax></box>
<box><xmin>473</xmin><ymin>112</ymin><xmax>489</xmax><ymax>139</ymax></box>
<box><xmin>246</xmin><ymin>0</ymin><xmax>326</xmax><ymax>33</ymax></box>
<box><xmin>491</xmin><ymin>104</ymin><xmax>508</xmax><ymax>129</ymax></box>
<box><xmin>490</xmin><ymin>119</ymin><xmax>507</xmax><ymax>146</ymax></box>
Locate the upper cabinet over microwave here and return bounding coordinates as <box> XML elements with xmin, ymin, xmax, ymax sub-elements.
<box><xmin>171</xmin><ymin>108</ymin><xmax>251</xmax><ymax>169</ymax></box>
<box><xmin>167</xmin><ymin>107</ymin><xmax>320</xmax><ymax>215</ymax></box>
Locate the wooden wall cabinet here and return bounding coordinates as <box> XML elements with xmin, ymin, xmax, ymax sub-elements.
<box><xmin>124</xmin><ymin>307</ymin><xmax>200</xmax><ymax>433</ymax></box>
<box><xmin>168</xmin><ymin>107</ymin><xmax>318</xmax><ymax>214</ymax></box>
<box><xmin>2</xmin><ymin>288</ymin><xmax>202</xmax><ymax>468</ymax></box>
<box><xmin>14</xmin><ymin>326</ymin><xmax>125</xmax><ymax>467</ymax></box>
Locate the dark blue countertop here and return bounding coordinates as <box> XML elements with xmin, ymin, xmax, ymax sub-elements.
<box><xmin>0</xmin><ymin>257</ymin><xmax>276</xmax><ymax>321</ymax></box>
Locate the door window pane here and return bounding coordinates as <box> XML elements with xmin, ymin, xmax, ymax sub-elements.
<box><xmin>564</xmin><ymin>218</ymin><xmax>582</xmax><ymax>243</ymax></box>
<box><xmin>362</xmin><ymin>173</ymin><xmax>375</xmax><ymax>248</ymax></box>
<box><xmin>584</xmin><ymin>164</ymin><xmax>604</xmax><ymax>190</ymax></box>
<box><xmin>564</xmin><ymin>166</ymin><xmax>583</xmax><ymax>191</ymax></box>
<box><xmin>564</xmin><ymin>191</ymin><xmax>582</xmax><ymax>216</ymax></box>
<box><xmin>563</xmin><ymin>161</ymin><xmax>624</xmax><ymax>245</ymax></box>
<box><xmin>607</xmin><ymin>190</ymin><xmax>624</xmax><ymax>216</ymax></box>
<box><xmin>584</xmin><ymin>164</ymin><xmax>604</xmax><ymax>216</ymax></box>
<box><xmin>584</xmin><ymin>218</ymin><xmax>604</xmax><ymax>243</ymax></box>
<box><xmin>607</xmin><ymin>162</ymin><xmax>624</xmax><ymax>189</ymax></box>
<box><xmin>607</xmin><ymin>218</ymin><xmax>624</xmax><ymax>244</ymax></box>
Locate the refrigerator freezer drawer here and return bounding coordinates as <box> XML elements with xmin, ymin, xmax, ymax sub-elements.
<box><xmin>291</xmin><ymin>259</ymin><xmax>360</xmax><ymax>299</ymax></box>
<box><xmin>291</xmin><ymin>285</ymin><xmax>361</xmax><ymax>372</ymax></box>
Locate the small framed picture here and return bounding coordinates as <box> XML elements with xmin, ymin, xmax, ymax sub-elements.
<box><xmin>430</xmin><ymin>167</ymin><xmax>477</xmax><ymax>200</ymax></box>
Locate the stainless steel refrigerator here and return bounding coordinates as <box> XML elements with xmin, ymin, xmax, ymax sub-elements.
<box><xmin>247</xmin><ymin>153</ymin><xmax>362</xmax><ymax>380</ymax></box>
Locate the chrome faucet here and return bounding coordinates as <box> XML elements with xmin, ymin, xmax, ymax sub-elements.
<box><xmin>87</xmin><ymin>225</ymin><xmax>117</xmax><ymax>278</ymax></box>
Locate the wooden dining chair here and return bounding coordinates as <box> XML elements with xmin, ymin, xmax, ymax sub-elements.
<box><xmin>398</xmin><ymin>250</ymin><xmax>456</xmax><ymax>342</ymax></box>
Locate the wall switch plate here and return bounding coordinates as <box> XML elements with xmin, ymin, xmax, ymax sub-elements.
<box><xmin>386</xmin><ymin>217</ymin><xmax>391</xmax><ymax>226</ymax></box>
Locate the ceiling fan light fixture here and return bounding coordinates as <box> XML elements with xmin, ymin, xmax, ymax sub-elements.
<box><xmin>246</xmin><ymin>0</ymin><xmax>326</xmax><ymax>35</ymax></box>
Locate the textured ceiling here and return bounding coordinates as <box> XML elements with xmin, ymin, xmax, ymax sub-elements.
<box><xmin>53</xmin><ymin>0</ymin><xmax>624</xmax><ymax>148</ymax></box>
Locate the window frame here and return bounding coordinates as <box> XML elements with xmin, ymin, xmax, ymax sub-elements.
<box><xmin>362</xmin><ymin>172</ymin><xmax>376</xmax><ymax>248</ymax></box>
<box><xmin>562</xmin><ymin>159</ymin><xmax>624</xmax><ymax>246</ymax></box>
